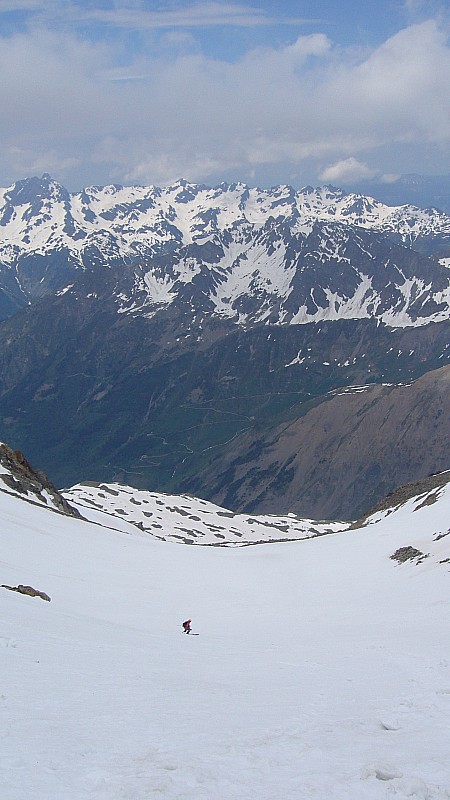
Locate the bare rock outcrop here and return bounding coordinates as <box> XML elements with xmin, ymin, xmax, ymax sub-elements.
<box><xmin>0</xmin><ymin>442</ymin><xmax>81</xmax><ymax>518</ymax></box>
<box><xmin>1</xmin><ymin>583</ymin><xmax>51</xmax><ymax>602</ymax></box>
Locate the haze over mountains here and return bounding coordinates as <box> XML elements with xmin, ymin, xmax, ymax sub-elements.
<box><xmin>0</xmin><ymin>174</ymin><xmax>448</xmax><ymax>519</ymax></box>
<box><xmin>352</xmin><ymin>174</ymin><xmax>450</xmax><ymax>216</ymax></box>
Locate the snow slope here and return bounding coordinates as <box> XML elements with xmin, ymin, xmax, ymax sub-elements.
<box><xmin>0</xmin><ymin>479</ymin><xmax>449</xmax><ymax>799</ymax></box>
<box><xmin>64</xmin><ymin>481</ymin><xmax>349</xmax><ymax>545</ymax></box>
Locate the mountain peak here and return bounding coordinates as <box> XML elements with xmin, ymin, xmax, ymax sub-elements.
<box><xmin>5</xmin><ymin>173</ymin><xmax>69</xmax><ymax>205</ymax></box>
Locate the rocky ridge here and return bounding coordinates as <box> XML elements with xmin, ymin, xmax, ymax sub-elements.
<box><xmin>0</xmin><ymin>442</ymin><xmax>81</xmax><ymax>517</ymax></box>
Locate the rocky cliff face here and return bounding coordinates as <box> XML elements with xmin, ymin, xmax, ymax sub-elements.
<box><xmin>0</xmin><ymin>442</ymin><xmax>81</xmax><ymax>517</ymax></box>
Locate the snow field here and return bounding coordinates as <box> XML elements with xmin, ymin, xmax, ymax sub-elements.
<box><xmin>64</xmin><ymin>481</ymin><xmax>348</xmax><ymax>545</ymax></box>
<box><xmin>0</xmin><ymin>485</ymin><xmax>449</xmax><ymax>799</ymax></box>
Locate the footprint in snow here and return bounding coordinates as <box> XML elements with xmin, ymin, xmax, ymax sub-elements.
<box><xmin>361</xmin><ymin>762</ymin><xmax>403</xmax><ymax>781</ymax></box>
<box><xmin>379</xmin><ymin>716</ymin><xmax>401</xmax><ymax>730</ymax></box>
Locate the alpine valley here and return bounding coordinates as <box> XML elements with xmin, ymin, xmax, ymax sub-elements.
<box><xmin>0</xmin><ymin>174</ymin><xmax>449</xmax><ymax>519</ymax></box>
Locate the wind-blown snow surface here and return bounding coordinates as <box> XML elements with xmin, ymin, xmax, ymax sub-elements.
<box><xmin>1</xmin><ymin>481</ymin><xmax>449</xmax><ymax>799</ymax></box>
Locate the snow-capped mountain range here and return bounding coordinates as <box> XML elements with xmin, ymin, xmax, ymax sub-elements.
<box><xmin>2</xmin><ymin>174</ymin><xmax>448</xmax><ymax>256</ymax></box>
<box><xmin>0</xmin><ymin>174</ymin><xmax>449</xmax><ymax>327</ymax></box>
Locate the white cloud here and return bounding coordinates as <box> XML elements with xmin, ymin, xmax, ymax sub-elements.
<box><xmin>79</xmin><ymin>2</ymin><xmax>315</xmax><ymax>30</ymax></box>
<box><xmin>380</xmin><ymin>173</ymin><xmax>402</xmax><ymax>184</ymax></box>
<box><xmin>319</xmin><ymin>158</ymin><xmax>378</xmax><ymax>184</ymax></box>
<box><xmin>5</xmin><ymin>145</ymin><xmax>80</xmax><ymax>180</ymax></box>
<box><xmin>0</xmin><ymin>18</ymin><xmax>448</xmax><ymax>188</ymax></box>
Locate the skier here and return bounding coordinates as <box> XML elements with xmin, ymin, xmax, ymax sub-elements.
<box><xmin>182</xmin><ymin>619</ymin><xmax>192</xmax><ymax>634</ymax></box>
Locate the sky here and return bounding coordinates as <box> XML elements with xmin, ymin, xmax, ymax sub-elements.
<box><xmin>0</xmin><ymin>0</ymin><xmax>449</xmax><ymax>191</ymax></box>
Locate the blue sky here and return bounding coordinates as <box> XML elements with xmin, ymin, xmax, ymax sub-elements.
<box><xmin>0</xmin><ymin>1</ymin><xmax>448</xmax><ymax>189</ymax></box>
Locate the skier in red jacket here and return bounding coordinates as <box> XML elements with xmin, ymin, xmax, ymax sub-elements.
<box><xmin>182</xmin><ymin>619</ymin><xmax>192</xmax><ymax>634</ymax></box>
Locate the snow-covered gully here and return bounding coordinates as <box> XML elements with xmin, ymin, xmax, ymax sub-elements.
<box><xmin>0</xmin><ymin>466</ymin><xmax>449</xmax><ymax>799</ymax></box>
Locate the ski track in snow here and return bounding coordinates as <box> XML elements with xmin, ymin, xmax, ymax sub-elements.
<box><xmin>0</xmin><ymin>474</ymin><xmax>449</xmax><ymax>799</ymax></box>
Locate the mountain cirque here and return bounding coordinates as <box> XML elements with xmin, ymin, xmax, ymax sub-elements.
<box><xmin>0</xmin><ymin>175</ymin><xmax>449</xmax><ymax>519</ymax></box>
